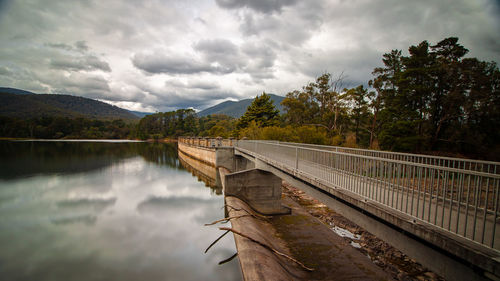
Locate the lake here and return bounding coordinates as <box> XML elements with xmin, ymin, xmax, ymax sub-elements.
<box><xmin>0</xmin><ymin>140</ymin><xmax>241</xmax><ymax>281</ymax></box>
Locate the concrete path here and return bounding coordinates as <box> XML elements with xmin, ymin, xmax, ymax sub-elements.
<box><xmin>226</xmin><ymin>195</ymin><xmax>393</xmax><ymax>281</ymax></box>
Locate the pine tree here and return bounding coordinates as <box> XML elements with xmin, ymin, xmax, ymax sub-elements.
<box><xmin>236</xmin><ymin>92</ymin><xmax>279</xmax><ymax>132</ymax></box>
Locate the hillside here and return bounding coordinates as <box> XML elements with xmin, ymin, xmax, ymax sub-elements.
<box><xmin>0</xmin><ymin>87</ymin><xmax>36</xmax><ymax>95</ymax></box>
<box><xmin>0</xmin><ymin>89</ymin><xmax>138</xmax><ymax>120</ymax></box>
<box><xmin>198</xmin><ymin>94</ymin><xmax>285</xmax><ymax>118</ymax></box>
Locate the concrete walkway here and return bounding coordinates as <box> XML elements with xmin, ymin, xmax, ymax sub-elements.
<box><xmin>226</xmin><ymin>195</ymin><xmax>393</xmax><ymax>281</ymax></box>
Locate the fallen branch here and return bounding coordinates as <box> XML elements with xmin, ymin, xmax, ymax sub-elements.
<box><xmin>218</xmin><ymin>252</ymin><xmax>238</xmax><ymax>265</ymax></box>
<box><xmin>223</xmin><ymin>204</ymin><xmax>242</xmax><ymax>212</ymax></box>
<box><xmin>225</xmin><ymin>202</ymin><xmax>271</xmax><ymax>220</ymax></box>
<box><xmin>219</xmin><ymin>227</ymin><xmax>314</xmax><ymax>272</ymax></box>
<box><xmin>204</xmin><ymin>215</ymin><xmax>253</xmax><ymax>226</ymax></box>
<box><xmin>205</xmin><ymin>230</ymin><xmax>230</xmax><ymax>253</ymax></box>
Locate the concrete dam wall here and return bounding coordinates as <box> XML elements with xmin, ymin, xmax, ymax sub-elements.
<box><xmin>177</xmin><ymin>139</ymin><xmax>394</xmax><ymax>281</ymax></box>
<box><xmin>178</xmin><ymin>142</ymin><xmax>216</xmax><ymax>166</ymax></box>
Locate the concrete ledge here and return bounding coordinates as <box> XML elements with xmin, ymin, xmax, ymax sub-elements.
<box><xmin>225</xmin><ymin>196</ymin><xmax>301</xmax><ymax>281</ymax></box>
<box><xmin>220</xmin><ymin>167</ymin><xmax>290</xmax><ymax>215</ymax></box>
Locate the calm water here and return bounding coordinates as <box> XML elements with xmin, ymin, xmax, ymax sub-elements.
<box><xmin>0</xmin><ymin>141</ymin><xmax>241</xmax><ymax>281</ymax></box>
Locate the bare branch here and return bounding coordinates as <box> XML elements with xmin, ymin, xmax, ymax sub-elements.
<box><xmin>220</xmin><ymin>227</ymin><xmax>315</xmax><ymax>272</ymax></box>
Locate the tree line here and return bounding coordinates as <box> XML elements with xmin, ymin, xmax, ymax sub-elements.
<box><xmin>236</xmin><ymin>37</ymin><xmax>500</xmax><ymax>160</ymax></box>
<box><xmin>1</xmin><ymin>37</ymin><xmax>497</xmax><ymax>160</ymax></box>
<box><xmin>0</xmin><ymin>116</ymin><xmax>135</xmax><ymax>139</ymax></box>
<box><xmin>232</xmin><ymin>37</ymin><xmax>500</xmax><ymax>160</ymax></box>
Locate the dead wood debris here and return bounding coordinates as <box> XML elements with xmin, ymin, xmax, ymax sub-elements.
<box><xmin>219</xmin><ymin>227</ymin><xmax>315</xmax><ymax>272</ymax></box>
<box><xmin>204</xmin><ymin>215</ymin><xmax>254</xmax><ymax>226</ymax></box>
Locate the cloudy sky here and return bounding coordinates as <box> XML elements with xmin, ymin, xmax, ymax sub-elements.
<box><xmin>0</xmin><ymin>0</ymin><xmax>499</xmax><ymax>112</ymax></box>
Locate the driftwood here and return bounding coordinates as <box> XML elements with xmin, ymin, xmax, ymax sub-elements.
<box><xmin>204</xmin><ymin>215</ymin><xmax>253</xmax><ymax>226</ymax></box>
<box><xmin>224</xmin><ymin>204</ymin><xmax>242</xmax><ymax>212</ymax></box>
<box><xmin>225</xmin><ymin>202</ymin><xmax>272</xmax><ymax>220</ymax></box>
<box><xmin>219</xmin><ymin>227</ymin><xmax>314</xmax><ymax>272</ymax></box>
<box><xmin>218</xmin><ymin>252</ymin><xmax>238</xmax><ymax>265</ymax></box>
<box><xmin>205</xmin><ymin>229</ymin><xmax>230</xmax><ymax>253</ymax></box>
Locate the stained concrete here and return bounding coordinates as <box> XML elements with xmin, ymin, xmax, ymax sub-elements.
<box><xmin>222</xmin><ymin>168</ymin><xmax>290</xmax><ymax>215</ymax></box>
<box><xmin>226</xmin><ymin>195</ymin><xmax>394</xmax><ymax>281</ymax></box>
<box><xmin>178</xmin><ymin>142</ymin><xmax>216</xmax><ymax>166</ymax></box>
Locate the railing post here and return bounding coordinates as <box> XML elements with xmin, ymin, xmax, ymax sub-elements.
<box><xmin>295</xmin><ymin>147</ymin><xmax>299</xmax><ymax>169</ymax></box>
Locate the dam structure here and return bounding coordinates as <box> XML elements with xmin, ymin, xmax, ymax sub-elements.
<box><xmin>178</xmin><ymin>137</ymin><xmax>500</xmax><ymax>281</ymax></box>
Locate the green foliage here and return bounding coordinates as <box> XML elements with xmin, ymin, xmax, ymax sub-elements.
<box><xmin>236</xmin><ymin>124</ymin><xmax>331</xmax><ymax>145</ymax></box>
<box><xmin>198</xmin><ymin>114</ymin><xmax>235</xmax><ymax>138</ymax></box>
<box><xmin>198</xmin><ymin>94</ymin><xmax>285</xmax><ymax>118</ymax></box>
<box><xmin>237</xmin><ymin>121</ymin><xmax>262</xmax><ymax>139</ymax></box>
<box><xmin>281</xmin><ymin>73</ymin><xmax>349</xmax><ymax>136</ymax></box>
<box><xmin>294</xmin><ymin>126</ymin><xmax>329</xmax><ymax>145</ymax></box>
<box><xmin>0</xmin><ymin>116</ymin><xmax>134</xmax><ymax>139</ymax></box>
<box><xmin>236</xmin><ymin>92</ymin><xmax>279</xmax><ymax>133</ymax></box>
<box><xmin>276</xmin><ymin>37</ymin><xmax>499</xmax><ymax>159</ymax></box>
<box><xmin>370</xmin><ymin>37</ymin><xmax>500</xmax><ymax>159</ymax></box>
<box><xmin>259</xmin><ymin>126</ymin><xmax>297</xmax><ymax>142</ymax></box>
<box><xmin>378</xmin><ymin>121</ymin><xmax>424</xmax><ymax>152</ymax></box>
<box><xmin>345</xmin><ymin>85</ymin><xmax>373</xmax><ymax>147</ymax></box>
<box><xmin>135</xmin><ymin>109</ymin><xmax>197</xmax><ymax>140</ymax></box>
<box><xmin>0</xmin><ymin>92</ymin><xmax>138</xmax><ymax>120</ymax></box>
<box><xmin>3</xmin><ymin>37</ymin><xmax>497</xmax><ymax>160</ymax></box>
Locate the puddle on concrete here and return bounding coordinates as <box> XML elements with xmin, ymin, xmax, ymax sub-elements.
<box><xmin>350</xmin><ymin>241</ymin><xmax>362</xmax><ymax>248</ymax></box>
<box><xmin>330</xmin><ymin>225</ymin><xmax>361</xmax><ymax>240</ymax></box>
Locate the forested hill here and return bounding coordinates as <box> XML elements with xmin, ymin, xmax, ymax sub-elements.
<box><xmin>0</xmin><ymin>89</ymin><xmax>138</xmax><ymax>120</ymax></box>
<box><xmin>198</xmin><ymin>93</ymin><xmax>284</xmax><ymax>118</ymax></box>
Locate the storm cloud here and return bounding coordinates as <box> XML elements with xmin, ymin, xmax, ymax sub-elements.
<box><xmin>0</xmin><ymin>0</ymin><xmax>498</xmax><ymax>112</ymax></box>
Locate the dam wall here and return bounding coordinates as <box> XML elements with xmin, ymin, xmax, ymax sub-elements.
<box><xmin>177</xmin><ymin>141</ymin><xmax>216</xmax><ymax>166</ymax></box>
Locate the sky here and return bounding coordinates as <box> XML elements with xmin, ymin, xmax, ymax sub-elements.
<box><xmin>0</xmin><ymin>0</ymin><xmax>499</xmax><ymax>113</ymax></box>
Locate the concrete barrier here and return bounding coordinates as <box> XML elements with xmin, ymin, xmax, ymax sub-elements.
<box><xmin>222</xmin><ymin>168</ymin><xmax>290</xmax><ymax>215</ymax></box>
<box><xmin>178</xmin><ymin>140</ymin><xmax>289</xmax><ymax>216</ymax></box>
<box><xmin>178</xmin><ymin>141</ymin><xmax>216</xmax><ymax>166</ymax></box>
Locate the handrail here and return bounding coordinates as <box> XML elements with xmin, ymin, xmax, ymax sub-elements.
<box><xmin>179</xmin><ymin>137</ymin><xmax>500</xmax><ymax>250</ymax></box>
<box><xmin>255</xmin><ymin>140</ymin><xmax>499</xmax><ymax>174</ymax></box>
<box><xmin>234</xmin><ymin>140</ymin><xmax>500</xmax><ymax>250</ymax></box>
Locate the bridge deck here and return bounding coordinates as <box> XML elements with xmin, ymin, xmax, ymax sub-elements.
<box><xmin>235</xmin><ymin>141</ymin><xmax>500</xmax><ymax>251</ymax></box>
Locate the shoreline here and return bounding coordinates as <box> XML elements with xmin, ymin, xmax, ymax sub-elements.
<box><xmin>0</xmin><ymin>137</ymin><xmax>179</xmax><ymax>143</ymax></box>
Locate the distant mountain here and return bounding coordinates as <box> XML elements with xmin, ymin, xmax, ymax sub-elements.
<box><xmin>0</xmin><ymin>87</ymin><xmax>37</xmax><ymax>95</ymax></box>
<box><xmin>198</xmin><ymin>94</ymin><xmax>285</xmax><ymax>118</ymax></box>
<box><xmin>0</xmin><ymin>88</ymin><xmax>139</xmax><ymax>120</ymax></box>
<box><xmin>131</xmin><ymin>111</ymin><xmax>154</xmax><ymax>118</ymax></box>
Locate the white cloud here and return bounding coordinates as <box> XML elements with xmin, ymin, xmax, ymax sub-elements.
<box><xmin>0</xmin><ymin>0</ymin><xmax>498</xmax><ymax>112</ymax></box>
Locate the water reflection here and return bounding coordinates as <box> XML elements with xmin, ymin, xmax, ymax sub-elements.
<box><xmin>56</xmin><ymin>197</ymin><xmax>117</xmax><ymax>212</ymax></box>
<box><xmin>178</xmin><ymin>150</ymin><xmax>222</xmax><ymax>195</ymax></box>
<box><xmin>0</xmin><ymin>141</ymin><xmax>182</xmax><ymax>180</ymax></box>
<box><xmin>0</xmin><ymin>141</ymin><xmax>241</xmax><ymax>281</ymax></box>
<box><xmin>50</xmin><ymin>214</ymin><xmax>98</xmax><ymax>226</ymax></box>
<box><xmin>137</xmin><ymin>195</ymin><xmax>214</xmax><ymax>215</ymax></box>
<box><xmin>137</xmin><ymin>142</ymin><xmax>180</xmax><ymax>168</ymax></box>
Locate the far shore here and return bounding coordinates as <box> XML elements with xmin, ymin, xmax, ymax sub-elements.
<box><xmin>0</xmin><ymin>137</ymin><xmax>180</xmax><ymax>144</ymax></box>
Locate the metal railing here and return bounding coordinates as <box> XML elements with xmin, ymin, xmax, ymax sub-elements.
<box><xmin>178</xmin><ymin>137</ymin><xmax>235</xmax><ymax>147</ymax></box>
<box><xmin>257</xmin><ymin>140</ymin><xmax>499</xmax><ymax>174</ymax></box>
<box><xmin>235</xmin><ymin>140</ymin><xmax>500</xmax><ymax>250</ymax></box>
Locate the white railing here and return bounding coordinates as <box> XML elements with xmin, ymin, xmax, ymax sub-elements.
<box><xmin>235</xmin><ymin>140</ymin><xmax>500</xmax><ymax>250</ymax></box>
<box><xmin>258</xmin><ymin>140</ymin><xmax>499</xmax><ymax>174</ymax></box>
<box><xmin>178</xmin><ymin>137</ymin><xmax>235</xmax><ymax>147</ymax></box>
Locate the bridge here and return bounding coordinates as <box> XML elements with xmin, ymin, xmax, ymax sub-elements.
<box><xmin>179</xmin><ymin>137</ymin><xmax>500</xmax><ymax>281</ymax></box>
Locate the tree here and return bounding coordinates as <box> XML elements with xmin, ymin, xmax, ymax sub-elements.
<box><xmin>428</xmin><ymin>37</ymin><xmax>468</xmax><ymax>149</ymax></box>
<box><xmin>369</xmin><ymin>49</ymin><xmax>403</xmax><ymax>148</ymax></box>
<box><xmin>281</xmin><ymin>72</ymin><xmax>348</xmax><ymax>135</ymax></box>
<box><xmin>370</xmin><ymin>37</ymin><xmax>500</xmax><ymax>159</ymax></box>
<box><xmin>236</xmin><ymin>92</ymin><xmax>279</xmax><ymax>132</ymax></box>
<box><xmin>345</xmin><ymin>85</ymin><xmax>372</xmax><ymax>146</ymax></box>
